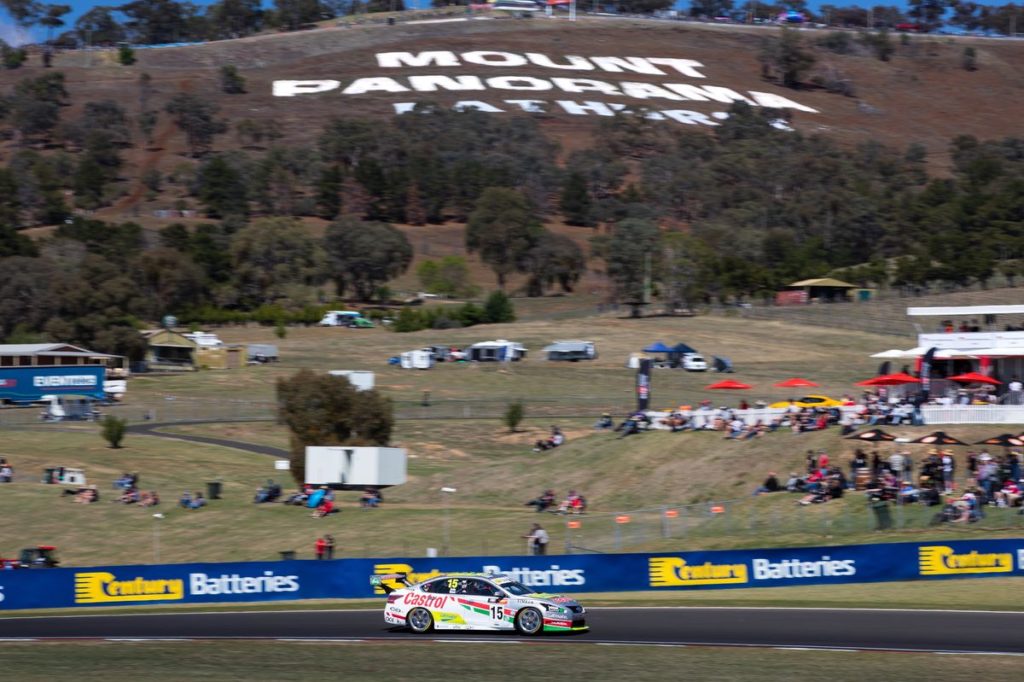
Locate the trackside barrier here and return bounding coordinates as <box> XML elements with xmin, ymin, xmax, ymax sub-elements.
<box><xmin>2</xmin><ymin>539</ymin><xmax>1022</xmax><ymax>611</ymax></box>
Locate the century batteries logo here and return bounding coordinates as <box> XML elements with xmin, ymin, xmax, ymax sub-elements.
<box><xmin>74</xmin><ymin>570</ymin><xmax>299</xmax><ymax>604</ymax></box>
<box><xmin>75</xmin><ymin>572</ymin><xmax>185</xmax><ymax>604</ymax></box>
<box><xmin>648</xmin><ymin>556</ymin><xmax>748</xmax><ymax>587</ymax></box>
<box><xmin>33</xmin><ymin>375</ymin><xmax>98</xmax><ymax>388</ymax></box>
<box><xmin>919</xmin><ymin>545</ymin><xmax>1014</xmax><ymax>576</ymax></box>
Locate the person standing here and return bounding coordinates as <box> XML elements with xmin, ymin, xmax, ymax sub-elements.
<box><xmin>523</xmin><ymin>523</ymin><xmax>549</xmax><ymax>555</ymax></box>
<box><xmin>324</xmin><ymin>534</ymin><xmax>335</xmax><ymax>560</ymax></box>
<box><xmin>315</xmin><ymin>536</ymin><xmax>326</xmax><ymax>560</ymax></box>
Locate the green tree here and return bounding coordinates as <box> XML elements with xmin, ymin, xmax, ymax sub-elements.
<box><xmin>100</xmin><ymin>415</ymin><xmax>127</xmax><ymax>448</ymax></box>
<box><xmin>219</xmin><ymin>64</ymin><xmax>246</xmax><ymax>94</ymax></box>
<box><xmin>1</xmin><ymin>0</ymin><xmax>43</xmax><ymax>28</ymax></box>
<box><xmin>315</xmin><ymin>164</ymin><xmax>343</xmax><ymax>219</ymax></box>
<box><xmin>276</xmin><ymin>368</ymin><xmax>393</xmax><ymax>484</ymax></box>
<box><xmin>482</xmin><ymin>290</ymin><xmax>516</xmax><ymax>324</ymax></box>
<box><xmin>74</xmin><ymin>6</ymin><xmax>126</xmax><ymax>46</ymax></box>
<box><xmin>859</xmin><ymin>29</ymin><xmax>895</xmax><ymax>62</ymax></box>
<box><xmin>272</xmin><ymin>0</ymin><xmax>326</xmax><ymax>31</ymax></box>
<box><xmin>1</xmin><ymin>40</ymin><xmax>27</xmax><ymax>69</ymax></box>
<box><xmin>559</xmin><ymin>171</ymin><xmax>592</xmax><ymax>226</ymax></box>
<box><xmin>417</xmin><ymin>255</ymin><xmax>472</xmax><ymax>297</ymax></box>
<box><xmin>525</xmin><ymin>232</ymin><xmax>586</xmax><ymax>296</ymax></box>
<box><xmin>196</xmin><ymin>155</ymin><xmax>248</xmax><ymax>218</ymax></box>
<box><xmin>117</xmin><ymin>44</ymin><xmax>136</xmax><ymax>65</ymax></box>
<box><xmin>72</xmin><ymin>154</ymin><xmax>106</xmax><ymax>209</ymax></box>
<box><xmin>164</xmin><ymin>93</ymin><xmax>228</xmax><ymax>156</ymax></box>
<box><xmin>8</xmin><ymin>71</ymin><xmax>68</xmax><ymax>142</ymax></box>
<box><xmin>207</xmin><ymin>0</ymin><xmax>263</xmax><ymax>38</ymax></box>
<box><xmin>606</xmin><ymin>219</ymin><xmax>660</xmax><ymax>316</ymax></box>
<box><xmin>760</xmin><ymin>27</ymin><xmax>816</xmax><ymax>88</ymax></box>
<box><xmin>503</xmin><ymin>400</ymin><xmax>524</xmax><ymax>433</ymax></box>
<box><xmin>323</xmin><ymin>216</ymin><xmax>413</xmax><ymax>301</ymax></box>
<box><xmin>39</xmin><ymin>3</ymin><xmax>71</xmax><ymax>43</ymax></box>
<box><xmin>229</xmin><ymin>217</ymin><xmax>326</xmax><ymax>306</ymax></box>
<box><xmin>466</xmin><ymin>188</ymin><xmax>543</xmax><ymax>289</ymax></box>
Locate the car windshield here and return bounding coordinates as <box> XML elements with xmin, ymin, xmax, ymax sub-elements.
<box><xmin>495</xmin><ymin>580</ymin><xmax>533</xmax><ymax>596</ymax></box>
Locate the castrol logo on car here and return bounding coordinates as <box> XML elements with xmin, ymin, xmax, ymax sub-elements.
<box><xmin>404</xmin><ymin>593</ymin><xmax>448</xmax><ymax>608</ymax></box>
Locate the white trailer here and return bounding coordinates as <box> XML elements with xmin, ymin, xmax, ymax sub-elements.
<box><xmin>328</xmin><ymin>370</ymin><xmax>375</xmax><ymax>391</ymax></box>
<box><xmin>304</xmin><ymin>446</ymin><xmax>407</xmax><ymax>490</ymax></box>
<box><xmin>400</xmin><ymin>349</ymin><xmax>434</xmax><ymax>369</ymax></box>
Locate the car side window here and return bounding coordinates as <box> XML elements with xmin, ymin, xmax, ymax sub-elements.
<box><xmin>421</xmin><ymin>580</ymin><xmax>445</xmax><ymax>594</ymax></box>
<box><xmin>467</xmin><ymin>579</ymin><xmax>498</xmax><ymax>596</ymax></box>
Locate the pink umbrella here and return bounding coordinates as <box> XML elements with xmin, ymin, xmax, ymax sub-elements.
<box><xmin>774</xmin><ymin>377</ymin><xmax>820</xmax><ymax>388</ymax></box>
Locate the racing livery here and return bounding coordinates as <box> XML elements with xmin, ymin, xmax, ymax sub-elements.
<box><xmin>372</xmin><ymin>572</ymin><xmax>587</xmax><ymax>635</ymax></box>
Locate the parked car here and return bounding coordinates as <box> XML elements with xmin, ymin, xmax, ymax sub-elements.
<box><xmin>682</xmin><ymin>353</ymin><xmax>708</xmax><ymax>371</ymax></box>
<box><xmin>768</xmin><ymin>395</ymin><xmax>843</xmax><ymax>409</ymax></box>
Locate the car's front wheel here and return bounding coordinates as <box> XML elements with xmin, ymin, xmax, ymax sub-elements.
<box><xmin>514</xmin><ymin>607</ymin><xmax>543</xmax><ymax>636</ymax></box>
<box><xmin>407</xmin><ymin>607</ymin><xmax>434</xmax><ymax>634</ymax></box>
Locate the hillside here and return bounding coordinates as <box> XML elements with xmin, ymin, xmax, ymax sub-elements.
<box><xmin>2</xmin><ymin>16</ymin><xmax>1024</xmax><ymax>228</ymax></box>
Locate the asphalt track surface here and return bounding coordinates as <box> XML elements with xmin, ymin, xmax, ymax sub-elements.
<box><xmin>2</xmin><ymin>607</ymin><xmax>1023</xmax><ymax>654</ymax></box>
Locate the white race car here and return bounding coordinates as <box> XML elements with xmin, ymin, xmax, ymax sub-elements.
<box><xmin>372</xmin><ymin>572</ymin><xmax>588</xmax><ymax>635</ymax></box>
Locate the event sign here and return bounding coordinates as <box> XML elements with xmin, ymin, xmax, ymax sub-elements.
<box><xmin>1</xmin><ymin>539</ymin><xmax>1020</xmax><ymax>610</ymax></box>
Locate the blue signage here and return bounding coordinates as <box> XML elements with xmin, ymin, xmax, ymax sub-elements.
<box><xmin>1</xmin><ymin>539</ymin><xmax>1021</xmax><ymax>611</ymax></box>
<box><xmin>0</xmin><ymin>366</ymin><xmax>107</xmax><ymax>403</ymax></box>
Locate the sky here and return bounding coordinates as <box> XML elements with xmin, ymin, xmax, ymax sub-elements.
<box><xmin>0</xmin><ymin>1</ymin><xmax>1015</xmax><ymax>45</ymax></box>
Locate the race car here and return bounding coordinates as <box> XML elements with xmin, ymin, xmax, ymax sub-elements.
<box><xmin>768</xmin><ymin>395</ymin><xmax>844</xmax><ymax>409</ymax></box>
<box><xmin>372</xmin><ymin>572</ymin><xmax>587</xmax><ymax>635</ymax></box>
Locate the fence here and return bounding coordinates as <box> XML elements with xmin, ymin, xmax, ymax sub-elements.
<box><xmin>921</xmin><ymin>405</ymin><xmax>1024</xmax><ymax>425</ymax></box>
<box><xmin>3</xmin><ymin>539</ymin><xmax>1023</xmax><ymax>610</ymax></box>
<box><xmin>558</xmin><ymin>494</ymin><xmax>1024</xmax><ymax>555</ymax></box>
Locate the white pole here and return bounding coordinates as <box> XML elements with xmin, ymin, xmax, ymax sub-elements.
<box><xmin>570</xmin><ymin>0</ymin><xmax>576</xmax><ymax>21</ymax></box>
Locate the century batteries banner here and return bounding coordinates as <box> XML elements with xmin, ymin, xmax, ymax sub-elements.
<box><xmin>1</xmin><ymin>539</ymin><xmax>1022</xmax><ymax>610</ymax></box>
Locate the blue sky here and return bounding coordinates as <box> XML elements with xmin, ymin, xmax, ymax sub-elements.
<box><xmin>0</xmin><ymin>1</ymin><xmax>1012</xmax><ymax>44</ymax></box>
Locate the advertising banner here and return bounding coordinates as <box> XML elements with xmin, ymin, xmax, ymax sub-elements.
<box><xmin>1</xmin><ymin>539</ymin><xmax>1022</xmax><ymax>611</ymax></box>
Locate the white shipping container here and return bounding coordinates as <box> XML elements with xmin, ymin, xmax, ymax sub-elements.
<box><xmin>304</xmin><ymin>446</ymin><xmax>407</xmax><ymax>488</ymax></box>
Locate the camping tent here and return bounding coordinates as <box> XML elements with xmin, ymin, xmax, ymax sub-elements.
<box><xmin>643</xmin><ymin>341</ymin><xmax>673</xmax><ymax>353</ymax></box>
<box><xmin>468</xmin><ymin>340</ymin><xmax>527</xmax><ymax>362</ymax></box>
<box><xmin>543</xmin><ymin>340</ymin><xmax>596</xmax><ymax>362</ymax></box>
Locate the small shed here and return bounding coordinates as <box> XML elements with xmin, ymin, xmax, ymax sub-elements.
<box><xmin>400</xmin><ymin>349</ymin><xmax>434</xmax><ymax>369</ymax></box>
<box><xmin>468</xmin><ymin>340</ymin><xmax>527</xmax><ymax>362</ymax></box>
<box><xmin>543</xmin><ymin>340</ymin><xmax>596</xmax><ymax>362</ymax></box>
<box><xmin>142</xmin><ymin>330</ymin><xmax>197</xmax><ymax>371</ymax></box>
<box><xmin>779</xmin><ymin>278</ymin><xmax>857</xmax><ymax>304</ymax></box>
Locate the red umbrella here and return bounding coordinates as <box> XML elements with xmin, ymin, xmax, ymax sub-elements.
<box><xmin>774</xmin><ymin>377</ymin><xmax>820</xmax><ymax>388</ymax></box>
<box><xmin>948</xmin><ymin>372</ymin><xmax>1002</xmax><ymax>386</ymax></box>
<box><xmin>706</xmin><ymin>379</ymin><xmax>753</xmax><ymax>390</ymax></box>
<box><xmin>856</xmin><ymin>372</ymin><xmax>921</xmax><ymax>387</ymax></box>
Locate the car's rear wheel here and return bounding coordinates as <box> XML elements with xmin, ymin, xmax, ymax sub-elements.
<box><xmin>514</xmin><ymin>607</ymin><xmax>543</xmax><ymax>635</ymax></box>
<box><xmin>407</xmin><ymin>607</ymin><xmax>434</xmax><ymax>634</ymax></box>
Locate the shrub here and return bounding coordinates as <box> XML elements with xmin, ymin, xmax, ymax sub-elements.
<box><xmin>117</xmin><ymin>45</ymin><xmax>136</xmax><ymax>66</ymax></box>
<box><xmin>101</xmin><ymin>415</ymin><xmax>127</xmax><ymax>448</ymax></box>
<box><xmin>504</xmin><ymin>401</ymin><xmax>524</xmax><ymax>433</ymax></box>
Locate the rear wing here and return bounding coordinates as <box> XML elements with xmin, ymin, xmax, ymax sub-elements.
<box><xmin>370</xmin><ymin>573</ymin><xmax>410</xmax><ymax>595</ymax></box>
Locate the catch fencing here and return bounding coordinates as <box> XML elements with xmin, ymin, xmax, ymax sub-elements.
<box><xmin>558</xmin><ymin>494</ymin><xmax>1024</xmax><ymax>554</ymax></box>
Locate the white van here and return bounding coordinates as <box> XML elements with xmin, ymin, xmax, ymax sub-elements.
<box><xmin>319</xmin><ymin>311</ymin><xmax>363</xmax><ymax>327</ymax></box>
<box><xmin>682</xmin><ymin>353</ymin><xmax>708</xmax><ymax>371</ymax></box>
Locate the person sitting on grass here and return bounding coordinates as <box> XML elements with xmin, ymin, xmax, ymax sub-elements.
<box><xmin>525</xmin><ymin>489</ymin><xmax>556</xmax><ymax>512</ymax></box>
<box><xmin>557</xmin><ymin>490</ymin><xmax>586</xmax><ymax>514</ymax></box>
<box><xmin>360</xmin><ymin>487</ymin><xmax>382</xmax><ymax>508</ymax></box>
<box><xmin>312</xmin><ymin>497</ymin><xmax>335</xmax><ymax>518</ymax></box>
<box><xmin>139</xmin><ymin>490</ymin><xmax>160</xmax><ymax>507</ymax></box>
<box><xmin>74</xmin><ymin>486</ymin><xmax>98</xmax><ymax>503</ymax></box>
<box><xmin>118</xmin><ymin>487</ymin><xmax>139</xmax><ymax>504</ymax></box>
<box><xmin>533</xmin><ymin>426</ymin><xmax>565</xmax><ymax>452</ymax></box>
<box><xmin>179</xmin><ymin>490</ymin><xmax>192</xmax><ymax>508</ymax></box>
<box><xmin>593</xmin><ymin>413</ymin><xmax>614</xmax><ymax>430</ymax></box>
<box><xmin>189</xmin><ymin>492</ymin><xmax>207</xmax><ymax>509</ymax></box>
<box><xmin>753</xmin><ymin>472</ymin><xmax>780</xmax><ymax>496</ymax></box>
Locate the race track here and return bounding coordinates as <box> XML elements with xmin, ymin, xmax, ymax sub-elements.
<box><xmin>2</xmin><ymin>607</ymin><xmax>1023</xmax><ymax>654</ymax></box>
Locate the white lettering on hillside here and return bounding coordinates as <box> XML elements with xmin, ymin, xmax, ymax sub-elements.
<box><xmin>275</xmin><ymin>51</ymin><xmax>818</xmax><ymax>120</ymax></box>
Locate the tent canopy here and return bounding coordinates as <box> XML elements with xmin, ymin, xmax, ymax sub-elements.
<box><xmin>643</xmin><ymin>341</ymin><xmax>673</xmax><ymax>353</ymax></box>
<box><xmin>706</xmin><ymin>379</ymin><xmax>752</xmax><ymax>390</ymax></box>
<box><xmin>948</xmin><ymin>372</ymin><xmax>1001</xmax><ymax>385</ymax></box>
<box><xmin>788</xmin><ymin>277</ymin><xmax>856</xmax><ymax>288</ymax></box>
<box><xmin>671</xmin><ymin>343</ymin><xmax>697</xmax><ymax>354</ymax></box>
<box><xmin>775</xmin><ymin>377</ymin><xmax>820</xmax><ymax>388</ymax></box>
